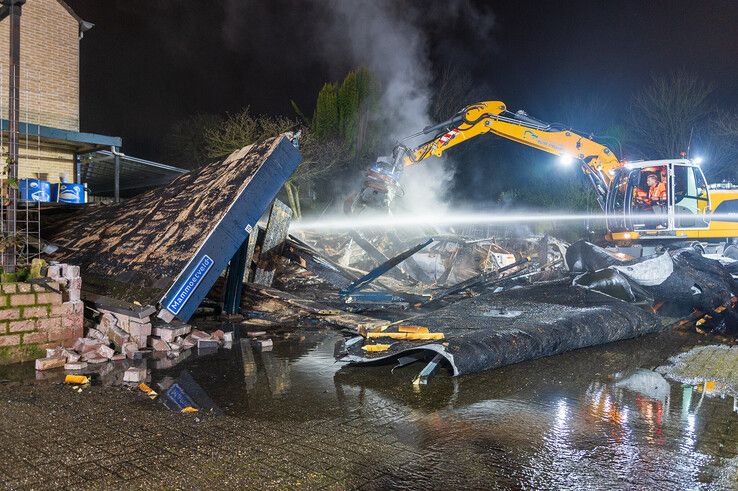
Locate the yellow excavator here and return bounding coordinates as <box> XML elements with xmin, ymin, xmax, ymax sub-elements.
<box><xmin>351</xmin><ymin>100</ymin><xmax>738</xmax><ymax>248</ymax></box>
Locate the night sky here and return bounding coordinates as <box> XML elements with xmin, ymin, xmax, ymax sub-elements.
<box><xmin>65</xmin><ymin>0</ymin><xmax>738</xmax><ymax>167</ymax></box>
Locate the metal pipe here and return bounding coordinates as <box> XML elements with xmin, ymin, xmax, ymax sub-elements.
<box><xmin>3</xmin><ymin>0</ymin><xmax>26</xmax><ymax>273</ymax></box>
<box><xmin>111</xmin><ymin>146</ymin><xmax>124</xmax><ymax>202</ymax></box>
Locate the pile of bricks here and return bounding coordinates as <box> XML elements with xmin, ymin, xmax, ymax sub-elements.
<box><xmin>0</xmin><ymin>263</ymin><xmax>83</xmax><ymax>364</ymax></box>
<box><xmin>35</xmin><ymin>306</ymin><xmax>235</xmax><ymax>377</ymax></box>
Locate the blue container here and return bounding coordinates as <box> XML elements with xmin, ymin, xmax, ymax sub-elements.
<box><xmin>51</xmin><ymin>183</ymin><xmax>87</xmax><ymax>204</ymax></box>
<box><xmin>19</xmin><ymin>179</ymin><xmax>51</xmax><ymax>202</ymax></box>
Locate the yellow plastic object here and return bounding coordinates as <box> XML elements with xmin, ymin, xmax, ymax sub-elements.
<box><xmin>367</xmin><ymin>332</ymin><xmax>445</xmax><ymax>341</ymax></box>
<box><xmin>362</xmin><ymin>344</ymin><xmax>391</xmax><ymax>353</ymax></box>
<box><xmin>181</xmin><ymin>406</ymin><xmax>199</xmax><ymax>413</ymax></box>
<box><xmin>138</xmin><ymin>383</ymin><xmax>158</xmax><ymax>399</ymax></box>
<box><xmin>398</xmin><ymin>325</ymin><xmax>429</xmax><ymax>334</ymax></box>
<box><xmin>64</xmin><ymin>375</ymin><xmax>89</xmax><ymax>385</ymax></box>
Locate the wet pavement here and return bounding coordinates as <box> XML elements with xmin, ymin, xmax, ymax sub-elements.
<box><xmin>1</xmin><ymin>327</ymin><xmax>737</xmax><ymax>489</ymax></box>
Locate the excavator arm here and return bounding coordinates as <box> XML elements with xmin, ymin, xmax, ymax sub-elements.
<box><xmin>394</xmin><ymin>101</ymin><xmax>622</xmax><ymax>208</ymax></box>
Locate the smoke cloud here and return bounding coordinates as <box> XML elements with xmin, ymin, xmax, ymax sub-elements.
<box><xmin>315</xmin><ymin>0</ymin><xmax>494</xmax><ymax>215</ymax></box>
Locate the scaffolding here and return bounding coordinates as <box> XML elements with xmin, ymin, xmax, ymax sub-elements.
<box><xmin>0</xmin><ymin>63</ymin><xmax>43</xmax><ymax>272</ymax></box>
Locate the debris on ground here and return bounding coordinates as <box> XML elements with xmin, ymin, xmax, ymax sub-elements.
<box><xmin>31</xmin><ymin>131</ymin><xmax>738</xmax><ymax>385</ymax></box>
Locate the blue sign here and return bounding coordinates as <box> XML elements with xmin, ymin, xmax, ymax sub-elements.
<box><xmin>19</xmin><ymin>179</ymin><xmax>51</xmax><ymax>202</ymax></box>
<box><xmin>166</xmin><ymin>255</ymin><xmax>214</xmax><ymax>315</ymax></box>
<box><xmin>51</xmin><ymin>183</ymin><xmax>87</xmax><ymax>204</ymax></box>
<box><xmin>165</xmin><ymin>383</ymin><xmax>196</xmax><ymax>411</ymax></box>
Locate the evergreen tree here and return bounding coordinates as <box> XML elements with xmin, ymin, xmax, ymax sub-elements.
<box><xmin>312</xmin><ymin>83</ymin><xmax>339</xmax><ymax>141</ymax></box>
<box><xmin>337</xmin><ymin>70</ymin><xmax>360</xmax><ymax>145</ymax></box>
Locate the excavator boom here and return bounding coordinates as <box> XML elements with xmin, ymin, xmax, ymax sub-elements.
<box><xmin>396</xmin><ymin>101</ymin><xmax>621</xmax><ymax>208</ymax></box>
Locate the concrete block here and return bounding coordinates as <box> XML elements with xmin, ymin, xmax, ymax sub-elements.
<box><xmin>64</xmin><ymin>349</ymin><xmax>81</xmax><ymax>363</ymax></box>
<box><xmin>87</xmin><ymin>328</ymin><xmax>105</xmax><ymax>340</ymax></box>
<box><xmin>62</xmin><ymin>264</ymin><xmax>81</xmax><ymax>280</ymax></box>
<box><xmin>35</xmin><ymin>357</ymin><xmax>65</xmax><ymax>370</ymax></box>
<box><xmin>190</xmin><ymin>329</ymin><xmax>211</xmax><ymax>340</ymax></box>
<box><xmin>98</xmin><ymin>313</ymin><xmax>117</xmax><ymax>335</ymax></box>
<box><xmin>180</xmin><ymin>336</ymin><xmax>196</xmax><ymax>350</ymax></box>
<box><xmin>64</xmin><ymin>361</ymin><xmax>87</xmax><ymax>370</ymax></box>
<box><xmin>152</xmin><ymin>323</ymin><xmax>191</xmax><ymax>342</ymax></box>
<box><xmin>158</xmin><ymin>309</ymin><xmax>175</xmax><ymax>323</ymax></box>
<box><xmin>123</xmin><ymin>367</ymin><xmax>147</xmax><ymax>383</ymax></box>
<box><xmin>122</xmin><ymin>341</ymin><xmax>139</xmax><ymax>359</ymax></box>
<box><xmin>108</xmin><ymin>325</ymin><xmax>130</xmax><ymax>350</ymax></box>
<box><xmin>150</xmin><ymin>337</ymin><xmax>170</xmax><ymax>352</ymax></box>
<box><xmin>96</xmin><ymin>344</ymin><xmax>115</xmax><ymax>360</ymax></box>
<box><xmin>46</xmin><ymin>265</ymin><xmax>61</xmax><ymax>279</ymax></box>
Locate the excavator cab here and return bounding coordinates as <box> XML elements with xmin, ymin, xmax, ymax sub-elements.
<box><xmin>606</xmin><ymin>160</ymin><xmax>710</xmax><ymax>237</ymax></box>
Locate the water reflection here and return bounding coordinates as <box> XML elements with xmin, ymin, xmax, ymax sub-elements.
<box><xmin>139</xmin><ymin>328</ymin><xmax>738</xmax><ymax>488</ymax></box>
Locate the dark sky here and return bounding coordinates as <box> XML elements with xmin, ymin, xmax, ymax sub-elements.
<box><xmin>65</xmin><ymin>0</ymin><xmax>738</xmax><ymax>165</ymax></box>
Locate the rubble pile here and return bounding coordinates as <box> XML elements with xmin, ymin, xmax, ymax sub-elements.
<box><xmin>35</xmin><ymin>308</ymin><xmax>238</xmax><ymax>382</ymax></box>
<box><xmin>568</xmin><ymin>240</ymin><xmax>738</xmax><ymax>334</ymax></box>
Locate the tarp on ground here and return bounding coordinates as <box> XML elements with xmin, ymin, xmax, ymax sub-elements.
<box><xmin>45</xmin><ymin>133</ymin><xmax>301</xmax><ymax>321</ymax></box>
<box><xmin>339</xmin><ymin>280</ymin><xmax>663</xmax><ymax>376</ymax></box>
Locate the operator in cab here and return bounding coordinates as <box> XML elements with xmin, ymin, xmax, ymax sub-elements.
<box><xmin>647</xmin><ymin>173</ymin><xmax>667</xmax><ymax>205</ymax></box>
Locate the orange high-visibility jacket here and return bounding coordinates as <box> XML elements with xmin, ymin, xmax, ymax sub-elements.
<box><xmin>649</xmin><ymin>182</ymin><xmax>667</xmax><ymax>202</ymax></box>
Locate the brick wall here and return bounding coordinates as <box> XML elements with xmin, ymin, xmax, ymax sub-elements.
<box><xmin>0</xmin><ymin>0</ymin><xmax>81</xmax><ymax>182</ymax></box>
<box><xmin>0</xmin><ymin>0</ymin><xmax>80</xmax><ymax>131</ymax></box>
<box><xmin>0</xmin><ymin>140</ymin><xmax>76</xmax><ymax>182</ymax></box>
<box><xmin>0</xmin><ymin>266</ymin><xmax>83</xmax><ymax>364</ymax></box>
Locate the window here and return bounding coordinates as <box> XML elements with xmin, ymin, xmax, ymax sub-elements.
<box><xmin>673</xmin><ymin>165</ymin><xmax>709</xmax><ymax>228</ymax></box>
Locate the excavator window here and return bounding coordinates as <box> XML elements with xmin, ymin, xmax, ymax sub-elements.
<box><xmin>673</xmin><ymin>164</ymin><xmax>709</xmax><ymax>228</ymax></box>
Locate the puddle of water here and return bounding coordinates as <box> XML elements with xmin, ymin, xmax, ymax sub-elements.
<box><xmin>3</xmin><ymin>326</ymin><xmax>738</xmax><ymax>488</ymax></box>
<box><xmin>148</xmin><ymin>327</ymin><xmax>738</xmax><ymax>488</ymax></box>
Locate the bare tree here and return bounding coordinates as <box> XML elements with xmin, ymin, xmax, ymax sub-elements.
<box><xmin>628</xmin><ymin>72</ymin><xmax>714</xmax><ymax>159</ymax></box>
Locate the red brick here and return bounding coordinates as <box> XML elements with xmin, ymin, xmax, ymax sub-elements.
<box><xmin>47</xmin><ymin>326</ymin><xmax>76</xmax><ymax>342</ymax></box>
<box><xmin>50</xmin><ymin>304</ymin><xmax>72</xmax><ymax>316</ymax></box>
<box><xmin>24</xmin><ymin>306</ymin><xmax>49</xmax><ymax>318</ymax></box>
<box><xmin>0</xmin><ymin>308</ymin><xmax>20</xmax><ymax>321</ymax></box>
<box><xmin>62</xmin><ymin>312</ymin><xmax>83</xmax><ymax>329</ymax></box>
<box><xmin>1</xmin><ymin>284</ymin><xmax>16</xmax><ymax>294</ymax></box>
<box><xmin>0</xmin><ymin>335</ymin><xmax>21</xmax><ymax>347</ymax></box>
<box><xmin>11</xmin><ymin>294</ymin><xmax>37</xmax><ymax>307</ymax></box>
<box><xmin>36</xmin><ymin>293</ymin><xmax>62</xmax><ymax>305</ymax></box>
<box><xmin>8</xmin><ymin>320</ymin><xmax>35</xmax><ymax>333</ymax></box>
<box><xmin>36</xmin><ymin>317</ymin><xmax>62</xmax><ymax>331</ymax></box>
<box><xmin>23</xmin><ymin>331</ymin><xmax>47</xmax><ymax>344</ymax></box>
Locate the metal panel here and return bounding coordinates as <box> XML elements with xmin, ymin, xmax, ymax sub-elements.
<box><xmin>159</xmin><ymin>137</ymin><xmax>300</xmax><ymax>321</ymax></box>
<box><xmin>253</xmin><ymin>200</ymin><xmax>293</xmax><ymax>287</ymax></box>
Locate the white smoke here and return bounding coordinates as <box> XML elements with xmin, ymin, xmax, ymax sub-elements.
<box><xmin>319</xmin><ymin>0</ymin><xmax>456</xmax><ymax>213</ymax></box>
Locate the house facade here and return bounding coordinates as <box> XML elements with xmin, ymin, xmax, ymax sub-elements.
<box><xmin>0</xmin><ymin>0</ymin><xmax>118</xmax><ymax>184</ymax></box>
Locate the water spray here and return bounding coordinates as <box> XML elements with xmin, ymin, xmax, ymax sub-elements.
<box><xmin>290</xmin><ymin>211</ymin><xmax>738</xmax><ymax>232</ymax></box>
